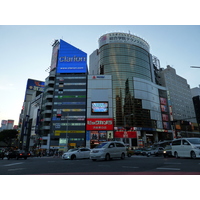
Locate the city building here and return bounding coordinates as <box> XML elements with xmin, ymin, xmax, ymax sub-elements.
<box><xmin>86</xmin><ymin>75</ymin><xmax>113</xmax><ymax>148</ymax></box>
<box><xmin>158</xmin><ymin>65</ymin><xmax>199</xmax><ymax>137</ymax></box>
<box><xmin>18</xmin><ymin>78</ymin><xmax>45</xmax><ymax>150</ymax></box>
<box><xmin>40</xmin><ymin>39</ymin><xmax>88</xmax><ymax>152</ymax></box>
<box><xmin>0</xmin><ymin>120</ymin><xmax>8</xmax><ymax>131</ymax></box>
<box><xmin>89</xmin><ymin>32</ymin><xmax>171</xmax><ymax>147</ymax></box>
<box><xmin>158</xmin><ymin>65</ymin><xmax>196</xmax><ymax>122</ymax></box>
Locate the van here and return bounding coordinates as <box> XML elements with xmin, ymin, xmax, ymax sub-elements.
<box><xmin>171</xmin><ymin>138</ymin><xmax>200</xmax><ymax>159</ymax></box>
<box><xmin>90</xmin><ymin>141</ymin><xmax>126</xmax><ymax>161</ymax></box>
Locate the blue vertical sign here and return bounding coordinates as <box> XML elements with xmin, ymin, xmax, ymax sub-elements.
<box><xmin>57</xmin><ymin>39</ymin><xmax>87</xmax><ymax>73</ymax></box>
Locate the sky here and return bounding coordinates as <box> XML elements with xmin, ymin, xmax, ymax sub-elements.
<box><xmin>0</xmin><ymin>25</ymin><xmax>200</xmax><ymax>125</ymax></box>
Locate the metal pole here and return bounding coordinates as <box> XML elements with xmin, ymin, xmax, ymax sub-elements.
<box><xmin>66</xmin><ymin>113</ymin><xmax>69</xmax><ymax>151</ymax></box>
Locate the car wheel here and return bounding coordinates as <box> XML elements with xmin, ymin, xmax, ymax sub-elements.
<box><xmin>127</xmin><ymin>153</ymin><xmax>131</xmax><ymax>157</ymax></box>
<box><xmin>174</xmin><ymin>152</ymin><xmax>179</xmax><ymax>159</ymax></box>
<box><xmin>7</xmin><ymin>157</ymin><xmax>10</xmax><ymax>160</ymax></box>
<box><xmin>24</xmin><ymin>157</ymin><xmax>27</xmax><ymax>160</ymax></box>
<box><xmin>191</xmin><ymin>151</ymin><xmax>196</xmax><ymax>159</ymax></box>
<box><xmin>71</xmin><ymin>155</ymin><xmax>76</xmax><ymax>160</ymax></box>
<box><xmin>16</xmin><ymin>156</ymin><xmax>19</xmax><ymax>160</ymax></box>
<box><xmin>121</xmin><ymin>153</ymin><xmax>125</xmax><ymax>160</ymax></box>
<box><xmin>105</xmin><ymin>153</ymin><xmax>110</xmax><ymax>161</ymax></box>
<box><xmin>92</xmin><ymin>159</ymin><xmax>97</xmax><ymax>161</ymax></box>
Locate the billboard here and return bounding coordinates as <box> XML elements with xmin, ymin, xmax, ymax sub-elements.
<box><xmin>57</xmin><ymin>39</ymin><xmax>87</xmax><ymax>73</ymax></box>
<box><xmin>91</xmin><ymin>102</ymin><xmax>108</xmax><ymax>114</ymax></box>
<box><xmin>86</xmin><ymin>118</ymin><xmax>113</xmax><ymax>130</ymax></box>
<box><xmin>26</xmin><ymin>79</ymin><xmax>45</xmax><ymax>92</ymax></box>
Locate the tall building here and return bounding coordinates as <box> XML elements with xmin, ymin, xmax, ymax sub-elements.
<box><xmin>18</xmin><ymin>79</ymin><xmax>45</xmax><ymax>150</ymax></box>
<box><xmin>158</xmin><ymin>65</ymin><xmax>196</xmax><ymax>123</ymax></box>
<box><xmin>90</xmin><ymin>32</ymin><xmax>171</xmax><ymax>146</ymax></box>
<box><xmin>40</xmin><ymin>39</ymin><xmax>88</xmax><ymax>151</ymax></box>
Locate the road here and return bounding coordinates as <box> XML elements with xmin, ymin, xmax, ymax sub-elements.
<box><xmin>1</xmin><ymin>155</ymin><xmax>200</xmax><ymax>175</ymax></box>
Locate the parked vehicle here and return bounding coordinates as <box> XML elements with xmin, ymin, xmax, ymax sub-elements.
<box><xmin>127</xmin><ymin>148</ymin><xmax>134</xmax><ymax>157</ymax></box>
<box><xmin>90</xmin><ymin>141</ymin><xmax>126</xmax><ymax>161</ymax></box>
<box><xmin>7</xmin><ymin>150</ymin><xmax>31</xmax><ymax>160</ymax></box>
<box><xmin>146</xmin><ymin>147</ymin><xmax>164</xmax><ymax>157</ymax></box>
<box><xmin>163</xmin><ymin>145</ymin><xmax>173</xmax><ymax>157</ymax></box>
<box><xmin>62</xmin><ymin>148</ymin><xmax>90</xmax><ymax>160</ymax></box>
<box><xmin>0</xmin><ymin>149</ymin><xmax>5</xmax><ymax>160</ymax></box>
<box><xmin>171</xmin><ymin>138</ymin><xmax>200</xmax><ymax>159</ymax></box>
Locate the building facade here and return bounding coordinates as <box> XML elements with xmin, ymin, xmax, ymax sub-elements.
<box><xmin>89</xmin><ymin>32</ymin><xmax>171</xmax><ymax>146</ymax></box>
<box><xmin>86</xmin><ymin>75</ymin><xmax>113</xmax><ymax>148</ymax></box>
<box><xmin>40</xmin><ymin>39</ymin><xmax>88</xmax><ymax>151</ymax></box>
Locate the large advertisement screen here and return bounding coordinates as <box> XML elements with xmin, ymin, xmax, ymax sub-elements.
<box><xmin>57</xmin><ymin>39</ymin><xmax>87</xmax><ymax>73</ymax></box>
<box><xmin>26</xmin><ymin>79</ymin><xmax>45</xmax><ymax>92</ymax></box>
<box><xmin>91</xmin><ymin>102</ymin><xmax>108</xmax><ymax>115</ymax></box>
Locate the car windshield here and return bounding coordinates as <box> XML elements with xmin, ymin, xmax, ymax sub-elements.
<box><xmin>187</xmin><ymin>138</ymin><xmax>200</xmax><ymax>144</ymax></box>
<box><xmin>94</xmin><ymin>143</ymin><xmax>108</xmax><ymax>148</ymax></box>
<box><xmin>164</xmin><ymin>145</ymin><xmax>172</xmax><ymax>150</ymax></box>
<box><xmin>68</xmin><ymin>149</ymin><xmax>78</xmax><ymax>152</ymax></box>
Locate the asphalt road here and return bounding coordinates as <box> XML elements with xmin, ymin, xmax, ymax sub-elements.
<box><xmin>1</xmin><ymin>155</ymin><xmax>200</xmax><ymax>175</ymax></box>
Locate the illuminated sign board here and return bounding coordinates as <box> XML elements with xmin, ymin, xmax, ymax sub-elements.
<box><xmin>57</xmin><ymin>39</ymin><xmax>87</xmax><ymax>73</ymax></box>
<box><xmin>26</xmin><ymin>79</ymin><xmax>45</xmax><ymax>92</ymax></box>
<box><xmin>99</xmin><ymin>32</ymin><xmax>150</xmax><ymax>52</ymax></box>
<box><xmin>86</xmin><ymin>118</ymin><xmax>113</xmax><ymax>130</ymax></box>
<box><xmin>91</xmin><ymin>102</ymin><xmax>108</xmax><ymax>115</ymax></box>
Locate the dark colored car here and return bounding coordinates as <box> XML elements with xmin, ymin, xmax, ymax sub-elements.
<box><xmin>127</xmin><ymin>148</ymin><xmax>135</xmax><ymax>157</ymax></box>
<box><xmin>7</xmin><ymin>150</ymin><xmax>31</xmax><ymax>160</ymax></box>
<box><xmin>0</xmin><ymin>149</ymin><xmax>5</xmax><ymax>160</ymax></box>
<box><xmin>163</xmin><ymin>145</ymin><xmax>173</xmax><ymax>157</ymax></box>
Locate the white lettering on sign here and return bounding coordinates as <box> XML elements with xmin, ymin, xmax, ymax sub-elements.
<box><xmin>59</xmin><ymin>56</ymin><xmax>86</xmax><ymax>62</ymax></box>
<box><xmin>87</xmin><ymin>120</ymin><xmax>113</xmax><ymax>125</ymax></box>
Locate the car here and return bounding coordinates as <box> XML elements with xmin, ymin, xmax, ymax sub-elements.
<box><xmin>127</xmin><ymin>148</ymin><xmax>134</xmax><ymax>157</ymax></box>
<box><xmin>7</xmin><ymin>150</ymin><xmax>31</xmax><ymax>160</ymax></box>
<box><xmin>171</xmin><ymin>138</ymin><xmax>200</xmax><ymax>159</ymax></box>
<box><xmin>141</xmin><ymin>147</ymin><xmax>152</xmax><ymax>156</ymax></box>
<box><xmin>90</xmin><ymin>141</ymin><xmax>126</xmax><ymax>161</ymax></box>
<box><xmin>163</xmin><ymin>145</ymin><xmax>173</xmax><ymax>157</ymax></box>
<box><xmin>0</xmin><ymin>149</ymin><xmax>5</xmax><ymax>160</ymax></box>
<box><xmin>146</xmin><ymin>147</ymin><xmax>164</xmax><ymax>157</ymax></box>
<box><xmin>62</xmin><ymin>148</ymin><xmax>91</xmax><ymax>160</ymax></box>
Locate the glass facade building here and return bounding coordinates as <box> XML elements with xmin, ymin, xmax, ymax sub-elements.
<box><xmin>97</xmin><ymin>32</ymin><xmax>171</xmax><ymax>145</ymax></box>
<box><xmin>98</xmin><ymin>32</ymin><xmax>154</xmax><ymax>128</ymax></box>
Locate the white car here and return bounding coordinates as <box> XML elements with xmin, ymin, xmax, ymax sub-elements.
<box><xmin>62</xmin><ymin>148</ymin><xmax>90</xmax><ymax>160</ymax></box>
<box><xmin>90</xmin><ymin>141</ymin><xmax>126</xmax><ymax>161</ymax></box>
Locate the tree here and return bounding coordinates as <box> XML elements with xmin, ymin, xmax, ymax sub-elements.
<box><xmin>0</xmin><ymin>129</ymin><xmax>18</xmax><ymax>147</ymax></box>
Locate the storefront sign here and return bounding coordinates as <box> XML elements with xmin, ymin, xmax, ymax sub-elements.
<box><xmin>87</xmin><ymin>118</ymin><xmax>113</xmax><ymax>130</ymax></box>
<box><xmin>114</xmin><ymin>131</ymin><xmax>137</xmax><ymax>138</ymax></box>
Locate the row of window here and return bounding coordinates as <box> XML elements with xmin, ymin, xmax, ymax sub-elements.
<box><xmin>54</xmin><ymin>95</ymin><xmax>86</xmax><ymax>99</ymax></box>
<box><xmin>100</xmin><ymin>43</ymin><xmax>149</xmax><ymax>56</ymax></box>
<box><xmin>53</xmin><ymin>109</ymin><xmax>86</xmax><ymax>112</ymax></box>
<box><xmin>56</xmin><ymin>83</ymin><xmax>86</xmax><ymax>85</ymax></box>
<box><xmin>53</xmin><ymin>123</ymin><xmax>85</xmax><ymax>126</ymax></box>
<box><xmin>56</xmin><ymin>77</ymin><xmax>86</xmax><ymax>79</ymax></box>
<box><xmin>54</xmin><ymin>102</ymin><xmax>86</xmax><ymax>105</ymax></box>
<box><xmin>55</xmin><ymin>89</ymin><xmax>86</xmax><ymax>91</ymax></box>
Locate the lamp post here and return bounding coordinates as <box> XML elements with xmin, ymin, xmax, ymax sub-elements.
<box><xmin>66</xmin><ymin>113</ymin><xmax>69</xmax><ymax>152</ymax></box>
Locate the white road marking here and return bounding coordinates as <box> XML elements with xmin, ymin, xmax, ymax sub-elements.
<box><xmin>8</xmin><ymin>168</ymin><xmax>25</xmax><ymax>171</ymax></box>
<box><xmin>157</xmin><ymin>168</ymin><xmax>180</xmax><ymax>170</ymax></box>
<box><xmin>4</xmin><ymin>163</ymin><xmax>23</xmax><ymax>167</ymax></box>
<box><xmin>164</xmin><ymin>162</ymin><xmax>182</xmax><ymax>165</ymax></box>
<box><xmin>122</xmin><ymin>166</ymin><xmax>139</xmax><ymax>168</ymax></box>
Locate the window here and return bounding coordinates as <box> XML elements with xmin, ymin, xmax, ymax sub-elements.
<box><xmin>116</xmin><ymin>142</ymin><xmax>125</xmax><ymax>147</ymax></box>
<box><xmin>109</xmin><ymin>143</ymin><xmax>115</xmax><ymax>148</ymax></box>
<box><xmin>172</xmin><ymin>140</ymin><xmax>181</xmax><ymax>145</ymax></box>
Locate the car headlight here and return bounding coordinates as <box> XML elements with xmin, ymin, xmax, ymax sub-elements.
<box><xmin>163</xmin><ymin>151</ymin><xmax>166</xmax><ymax>153</ymax></box>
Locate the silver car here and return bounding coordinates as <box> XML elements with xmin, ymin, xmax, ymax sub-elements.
<box><xmin>62</xmin><ymin>148</ymin><xmax>90</xmax><ymax>160</ymax></box>
<box><xmin>90</xmin><ymin>141</ymin><xmax>126</xmax><ymax>161</ymax></box>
